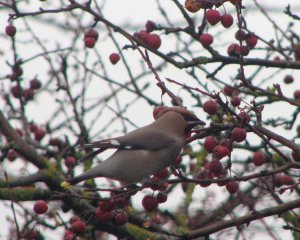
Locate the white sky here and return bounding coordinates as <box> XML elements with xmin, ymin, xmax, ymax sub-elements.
<box><xmin>0</xmin><ymin>1</ymin><xmax>299</xmax><ymax>239</ymax></box>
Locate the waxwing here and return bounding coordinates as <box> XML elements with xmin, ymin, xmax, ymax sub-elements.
<box><xmin>64</xmin><ymin>107</ymin><xmax>205</xmax><ymax>186</ymax></box>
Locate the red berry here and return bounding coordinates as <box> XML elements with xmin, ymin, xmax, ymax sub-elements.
<box><xmin>34</xmin><ymin>128</ymin><xmax>46</xmax><ymax>141</ymax></box>
<box><xmin>203</xmin><ymin>99</ymin><xmax>218</xmax><ymax>115</ymax></box>
<box><xmin>146</xmin><ymin>34</ymin><xmax>161</xmax><ymax>49</ymax></box>
<box><xmin>69</xmin><ymin>216</ymin><xmax>80</xmax><ymax>224</ymax></box>
<box><xmin>293</xmin><ymin>90</ymin><xmax>300</xmax><ymax>100</ymax></box>
<box><xmin>22</xmin><ymin>88</ymin><xmax>34</xmax><ymax>101</ymax></box>
<box><xmin>281</xmin><ymin>175</ymin><xmax>294</xmax><ymax>185</ymax></box>
<box><xmin>204</xmin><ymin>136</ymin><xmax>218</xmax><ymax>153</ymax></box>
<box><xmin>63</xmin><ymin>230</ymin><xmax>75</xmax><ymax>240</ymax></box>
<box><xmin>231</xmin><ymin>96</ymin><xmax>241</xmax><ymax>107</ymax></box>
<box><xmin>206</xmin><ymin>10</ymin><xmax>221</xmax><ymax>25</ymax></box>
<box><xmin>114</xmin><ymin>212</ymin><xmax>128</xmax><ymax>225</ymax></box>
<box><xmin>150</xmin><ymin>177</ymin><xmax>169</xmax><ymax>191</ymax></box>
<box><xmin>217</xmin><ymin>178</ymin><xmax>227</xmax><ymax>187</ymax></box>
<box><xmin>145</xmin><ymin>20</ymin><xmax>156</xmax><ymax>32</ymax></box>
<box><xmin>49</xmin><ymin>138</ymin><xmax>62</xmax><ymax>147</ymax></box>
<box><xmin>99</xmin><ymin>200</ymin><xmax>116</xmax><ymax>212</ymax></box>
<box><xmin>199</xmin><ymin>33</ymin><xmax>214</xmax><ymax>47</ymax></box>
<box><xmin>246</xmin><ymin>35</ymin><xmax>258</xmax><ymax>48</ymax></box>
<box><xmin>196</xmin><ymin>169</ymin><xmax>213</xmax><ymax>187</ymax></box>
<box><xmin>253</xmin><ymin>151</ymin><xmax>266</xmax><ymax>166</ymax></box>
<box><xmin>209</xmin><ymin>160</ymin><xmax>223</xmax><ymax>175</ymax></box>
<box><xmin>226</xmin><ymin>181</ymin><xmax>239</xmax><ymax>194</ymax></box>
<box><xmin>220</xmin><ymin>139</ymin><xmax>231</xmax><ymax>149</ymax></box>
<box><xmin>142</xmin><ymin>195</ymin><xmax>158</xmax><ymax>211</ymax></box>
<box><xmin>223</xmin><ymin>86</ymin><xmax>235</xmax><ymax>96</ymax></box>
<box><xmin>64</xmin><ymin>156</ymin><xmax>77</xmax><ymax>168</ymax></box>
<box><xmin>213</xmin><ymin>145</ymin><xmax>229</xmax><ymax>159</ymax></box>
<box><xmin>10</xmin><ymin>67</ymin><xmax>23</xmax><ymax>81</ymax></box>
<box><xmin>5</xmin><ymin>24</ymin><xmax>16</xmax><ymax>37</ymax></box>
<box><xmin>235</xmin><ymin>30</ymin><xmax>247</xmax><ymax>41</ymax></box>
<box><xmin>137</xmin><ymin>30</ymin><xmax>149</xmax><ymax>43</ymax></box>
<box><xmin>33</xmin><ymin>200</ymin><xmax>48</xmax><ymax>214</ymax></box>
<box><xmin>30</xmin><ymin>79</ymin><xmax>42</xmax><ymax>90</ymax></box>
<box><xmin>153</xmin><ymin>105</ymin><xmax>166</xmax><ymax>119</ymax></box>
<box><xmin>185</xmin><ymin>0</ymin><xmax>202</xmax><ymax>13</ymax></box>
<box><xmin>153</xmin><ymin>168</ymin><xmax>169</xmax><ymax>178</ymax></box>
<box><xmin>204</xmin><ymin>162</ymin><xmax>211</xmax><ymax>170</ymax></box>
<box><xmin>240</xmin><ymin>46</ymin><xmax>250</xmax><ymax>56</ymax></box>
<box><xmin>273</xmin><ymin>56</ymin><xmax>281</xmax><ymax>62</ymax></box>
<box><xmin>71</xmin><ymin>220</ymin><xmax>86</xmax><ymax>234</ymax></box>
<box><xmin>11</xmin><ymin>85</ymin><xmax>22</xmax><ymax>98</ymax></box>
<box><xmin>10</xmin><ymin>65</ymin><xmax>23</xmax><ymax>81</ymax></box>
<box><xmin>109</xmin><ymin>53</ymin><xmax>120</xmax><ymax>65</ymax></box>
<box><xmin>7</xmin><ymin>150</ymin><xmax>18</xmax><ymax>161</ymax></box>
<box><xmin>156</xmin><ymin>192</ymin><xmax>168</xmax><ymax>203</ymax></box>
<box><xmin>231</xmin><ymin>127</ymin><xmax>247</xmax><ymax>143</ymax></box>
<box><xmin>95</xmin><ymin>207</ymin><xmax>114</xmax><ymax>222</ymax></box>
<box><xmin>227</xmin><ymin>43</ymin><xmax>240</xmax><ymax>57</ymax></box>
<box><xmin>84</xmin><ymin>28</ymin><xmax>99</xmax><ymax>40</ymax></box>
<box><xmin>277</xmin><ymin>174</ymin><xmax>294</xmax><ymax>186</ymax></box>
<box><xmin>28</xmin><ymin>123</ymin><xmax>36</xmax><ymax>133</ymax></box>
<box><xmin>160</xmin><ymin>181</ymin><xmax>169</xmax><ymax>191</ymax></box>
<box><xmin>221</xmin><ymin>14</ymin><xmax>234</xmax><ymax>28</ymax></box>
<box><xmin>284</xmin><ymin>75</ymin><xmax>294</xmax><ymax>84</ymax></box>
<box><xmin>238</xmin><ymin>112</ymin><xmax>250</xmax><ymax>123</ymax></box>
<box><xmin>84</xmin><ymin>37</ymin><xmax>96</xmax><ymax>48</ymax></box>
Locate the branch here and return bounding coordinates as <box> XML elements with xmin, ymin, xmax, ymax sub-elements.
<box><xmin>0</xmin><ymin>187</ymin><xmax>54</xmax><ymax>201</ymax></box>
<box><xmin>0</xmin><ymin>110</ymin><xmax>47</xmax><ymax>169</ymax></box>
<box><xmin>254</xmin><ymin>126</ymin><xmax>300</xmax><ymax>153</ymax></box>
<box><xmin>0</xmin><ymin>171</ymin><xmax>47</xmax><ymax>188</ymax></box>
<box><xmin>185</xmin><ymin>198</ymin><xmax>300</xmax><ymax>238</ymax></box>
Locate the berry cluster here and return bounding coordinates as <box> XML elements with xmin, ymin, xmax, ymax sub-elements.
<box><xmin>141</xmin><ymin>168</ymin><xmax>170</xmax><ymax>211</ymax></box>
<box><xmin>134</xmin><ymin>20</ymin><xmax>161</xmax><ymax>50</ymax></box>
<box><xmin>84</xmin><ymin>28</ymin><xmax>99</xmax><ymax>48</ymax></box>
<box><xmin>206</xmin><ymin>9</ymin><xmax>234</xmax><ymax>28</ymax></box>
<box><xmin>10</xmin><ymin>78</ymin><xmax>42</xmax><ymax>101</ymax></box>
<box><xmin>95</xmin><ymin>198</ymin><xmax>128</xmax><ymax>225</ymax></box>
<box><xmin>28</xmin><ymin>123</ymin><xmax>46</xmax><ymax>141</ymax></box>
<box><xmin>227</xmin><ymin>30</ymin><xmax>258</xmax><ymax>57</ymax></box>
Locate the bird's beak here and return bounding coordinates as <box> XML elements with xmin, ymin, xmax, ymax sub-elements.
<box><xmin>184</xmin><ymin>119</ymin><xmax>206</xmax><ymax>133</ymax></box>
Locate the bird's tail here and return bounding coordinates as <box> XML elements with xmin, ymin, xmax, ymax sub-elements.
<box><xmin>79</xmin><ymin>148</ymin><xmax>105</xmax><ymax>162</ymax></box>
<box><xmin>60</xmin><ymin>174</ymin><xmax>96</xmax><ymax>189</ymax></box>
<box><xmin>67</xmin><ymin>175</ymin><xmax>89</xmax><ymax>185</ymax></box>
<box><xmin>61</xmin><ymin>164</ymin><xmax>104</xmax><ymax>188</ymax></box>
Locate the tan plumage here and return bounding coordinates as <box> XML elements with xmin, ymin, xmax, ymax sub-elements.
<box><xmin>67</xmin><ymin>107</ymin><xmax>205</xmax><ymax>185</ymax></box>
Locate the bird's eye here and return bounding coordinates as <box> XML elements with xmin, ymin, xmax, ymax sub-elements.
<box><xmin>181</xmin><ymin>113</ymin><xmax>199</xmax><ymax>121</ymax></box>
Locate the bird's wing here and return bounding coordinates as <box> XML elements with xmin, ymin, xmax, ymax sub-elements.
<box><xmin>79</xmin><ymin>126</ymin><xmax>176</xmax><ymax>152</ymax></box>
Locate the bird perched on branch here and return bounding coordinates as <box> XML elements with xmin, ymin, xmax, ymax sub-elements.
<box><xmin>61</xmin><ymin>106</ymin><xmax>205</xmax><ymax>187</ymax></box>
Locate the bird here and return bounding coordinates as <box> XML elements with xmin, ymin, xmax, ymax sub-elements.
<box><xmin>62</xmin><ymin>106</ymin><xmax>205</xmax><ymax>187</ymax></box>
